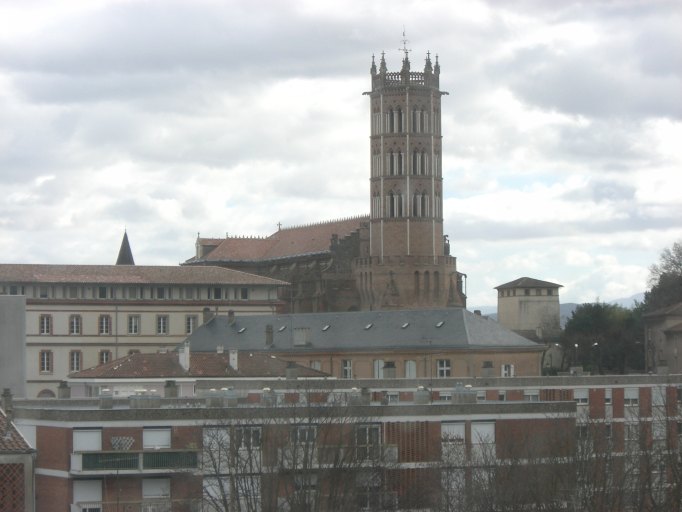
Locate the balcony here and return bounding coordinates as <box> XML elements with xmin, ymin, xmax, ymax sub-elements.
<box><xmin>70</xmin><ymin>450</ymin><xmax>199</xmax><ymax>474</ymax></box>
<box><xmin>71</xmin><ymin>498</ymin><xmax>201</xmax><ymax>512</ymax></box>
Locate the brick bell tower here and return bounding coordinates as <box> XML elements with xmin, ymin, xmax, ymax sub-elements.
<box><xmin>354</xmin><ymin>45</ymin><xmax>467</xmax><ymax>310</ymax></box>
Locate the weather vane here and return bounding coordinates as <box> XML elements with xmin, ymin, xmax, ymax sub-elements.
<box><xmin>399</xmin><ymin>26</ymin><xmax>411</xmax><ymax>58</ymax></box>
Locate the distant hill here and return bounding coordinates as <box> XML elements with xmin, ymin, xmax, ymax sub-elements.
<box><xmin>471</xmin><ymin>292</ymin><xmax>645</xmax><ymax>328</ymax></box>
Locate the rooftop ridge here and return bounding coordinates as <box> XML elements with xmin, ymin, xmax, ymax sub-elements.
<box><xmin>279</xmin><ymin>214</ymin><xmax>369</xmax><ymax>232</ymax></box>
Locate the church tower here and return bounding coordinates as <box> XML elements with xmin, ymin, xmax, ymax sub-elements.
<box><xmin>354</xmin><ymin>47</ymin><xmax>466</xmax><ymax>310</ymax></box>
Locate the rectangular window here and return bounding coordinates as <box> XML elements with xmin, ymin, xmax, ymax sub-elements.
<box><xmin>342</xmin><ymin>360</ymin><xmax>352</xmax><ymax>379</ymax></box>
<box><xmin>69</xmin><ymin>350</ymin><xmax>82</xmax><ymax>372</ymax></box>
<box><xmin>39</xmin><ymin>285</ymin><xmax>49</xmax><ymax>298</ymax></box>
<box><xmin>39</xmin><ymin>350</ymin><xmax>53</xmax><ymax>373</ymax></box>
<box><xmin>605</xmin><ymin>388</ymin><xmax>612</xmax><ymax>405</ymax></box>
<box><xmin>127</xmin><ymin>286</ymin><xmax>139</xmax><ymax>299</ymax></box>
<box><xmin>39</xmin><ymin>314</ymin><xmax>52</xmax><ymax>335</ymax></box>
<box><xmin>234</xmin><ymin>426</ymin><xmax>262</xmax><ymax>450</ymax></box>
<box><xmin>524</xmin><ymin>389</ymin><xmax>540</xmax><ymax>401</ymax></box>
<box><xmin>291</xmin><ymin>426</ymin><xmax>317</xmax><ymax>444</ymax></box>
<box><xmin>240</xmin><ymin>287</ymin><xmax>249</xmax><ymax>300</ymax></box>
<box><xmin>574</xmin><ymin>389</ymin><xmax>589</xmax><ymax>405</ymax></box>
<box><xmin>156</xmin><ymin>287</ymin><xmax>166</xmax><ymax>299</ymax></box>
<box><xmin>143</xmin><ymin>428</ymin><xmax>171</xmax><ymax>449</ymax></box>
<box><xmin>156</xmin><ymin>315</ymin><xmax>169</xmax><ymax>335</ymax></box>
<box><xmin>99</xmin><ymin>350</ymin><xmax>111</xmax><ymax>365</ymax></box>
<box><xmin>9</xmin><ymin>285</ymin><xmax>19</xmax><ymax>295</ymax></box>
<box><xmin>437</xmin><ymin>359</ymin><xmax>451</xmax><ymax>378</ymax></box>
<box><xmin>501</xmin><ymin>364</ymin><xmax>515</xmax><ymax>377</ymax></box>
<box><xmin>439</xmin><ymin>392</ymin><xmax>453</xmax><ymax>401</ymax></box>
<box><xmin>143</xmin><ymin>478</ymin><xmax>170</xmax><ymax>499</ymax></box>
<box><xmin>185</xmin><ymin>315</ymin><xmax>198</xmax><ymax>335</ymax></box>
<box><xmin>98</xmin><ymin>315</ymin><xmax>111</xmax><ymax>335</ymax></box>
<box><xmin>69</xmin><ymin>315</ymin><xmax>82</xmax><ymax>335</ymax></box>
<box><xmin>356</xmin><ymin>424</ymin><xmax>380</xmax><ymax>460</ymax></box>
<box><xmin>212</xmin><ymin>287</ymin><xmax>222</xmax><ymax>299</ymax></box>
<box><xmin>373</xmin><ymin>359</ymin><xmax>385</xmax><ymax>379</ymax></box>
<box><xmin>471</xmin><ymin>422</ymin><xmax>495</xmax><ymax>461</ymax></box>
<box><xmin>68</xmin><ymin>286</ymin><xmax>79</xmax><ymax>299</ymax></box>
<box><xmin>128</xmin><ymin>315</ymin><xmax>140</xmax><ymax>335</ymax></box>
<box><xmin>624</xmin><ymin>387</ymin><xmax>639</xmax><ymax>406</ymax></box>
<box><xmin>310</xmin><ymin>360</ymin><xmax>321</xmax><ymax>371</ymax></box>
<box><xmin>73</xmin><ymin>429</ymin><xmax>102</xmax><ymax>452</ymax></box>
<box><xmin>404</xmin><ymin>360</ymin><xmax>416</xmax><ymax>379</ymax></box>
<box><xmin>184</xmin><ymin>287</ymin><xmax>194</xmax><ymax>300</ymax></box>
<box><xmin>98</xmin><ymin>286</ymin><xmax>108</xmax><ymax>299</ymax></box>
<box><xmin>442</xmin><ymin>422</ymin><xmax>465</xmax><ymax>443</ymax></box>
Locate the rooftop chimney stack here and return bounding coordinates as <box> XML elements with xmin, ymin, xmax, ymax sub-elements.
<box><xmin>229</xmin><ymin>349</ymin><xmax>239</xmax><ymax>371</ymax></box>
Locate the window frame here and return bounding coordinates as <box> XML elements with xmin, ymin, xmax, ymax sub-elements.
<box><xmin>156</xmin><ymin>315</ymin><xmax>169</xmax><ymax>335</ymax></box>
<box><xmin>39</xmin><ymin>314</ymin><xmax>52</xmax><ymax>335</ymax></box>
<box><xmin>39</xmin><ymin>350</ymin><xmax>53</xmax><ymax>374</ymax></box>
<box><xmin>185</xmin><ymin>315</ymin><xmax>198</xmax><ymax>335</ymax></box>
<box><xmin>98</xmin><ymin>314</ymin><xmax>112</xmax><ymax>335</ymax></box>
<box><xmin>69</xmin><ymin>350</ymin><xmax>82</xmax><ymax>372</ymax></box>
<box><xmin>69</xmin><ymin>314</ymin><xmax>82</xmax><ymax>336</ymax></box>
<box><xmin>342</xmin><ymin>359</ymin><xmax>352</xmax><ymax>379</ymax></box>
<box><xmin>436</xmin><ymin>359</ymin><xmax>451</xmax><ymax>378</ymax></box>
<box><xmin>127</xmin><ymin>314</ymin><xmax>141</xmax><ymax>335</ymax></box>
<box><xmin>99</xmin><ymin>350</ymin><xmax>112</xmax><ymax>366</ymax></box>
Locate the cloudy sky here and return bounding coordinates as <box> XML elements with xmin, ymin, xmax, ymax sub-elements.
<box><xmin>0</xmin><ymin>0</ymin><xmax>680</xmax><ymax>307</ymax></box>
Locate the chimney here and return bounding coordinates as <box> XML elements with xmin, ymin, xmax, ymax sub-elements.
<box><xmin>229</xmin><ymin>349</ymin><xmax>239</xmax><ymax>371</ymax></box>
<box><xmin>202</xmin><ymin>307</ymin><xmax>213</xmax><ymax>323</ymax></box>
<box><xmin>1</xmin><ymin>388</ymin><xmax>13</xmax><ymax>420</ymax></box>
<box><xmin>265</xmin><ymin>324</ymin><xmax>273</xmax><ymax>346</ymax></box>
<box><xmin>179</xmin><ymin>341</ymin><xmax>190</xmax><ymax>371</ymax></box>
<box><xmin>227</xmin><ymin>310</ymin><xmax>236</xmax><ymax>325</ymax></box>
<box><xmin>216</xmin><ymin>345</ymin><xmax>224</xmax><ymax>354</ymax></box>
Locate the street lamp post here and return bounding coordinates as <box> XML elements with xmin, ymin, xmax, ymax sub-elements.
<box><xmin>574</xmin><ymin>343</ymin><xmax>579</xmax><ymax>365</ymax></box>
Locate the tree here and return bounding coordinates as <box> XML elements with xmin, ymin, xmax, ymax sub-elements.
<box><xmin>645</xmin><ymin>240</ymin><xmax>682</xmax><ymax>312</ymax></box>
<box><xmin>201</xmin><ymin>385</ymin><xmax>396</xmax><ymax>512</ymax></box>
<box><xmin>561</xmin><ymin>303</ymin><xmax>644</xmax><ymax>374</ymax></box>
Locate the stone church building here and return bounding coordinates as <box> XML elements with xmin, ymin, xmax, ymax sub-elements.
<box><xmin>185</xmin><ymin>50</ymin><xmax>467</xmax><ymax>313</ymax></box>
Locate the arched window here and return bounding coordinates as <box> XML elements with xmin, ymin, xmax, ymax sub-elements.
<box><xmin>396</xmin><ymin>193</ymin><xmax>403</xmax><ymax>217</ymax></box>
<box><xmin>421</xmin><ymin>192</ymin><xmax>428</xmax><ymax>217</ymax></box>
<box><xmin>434</xmin><ymin>271</ymin><xmax>440</xmax><ymax>298</ymax></box>
<box><xmin>387</xmin><ymin>192</ymin><xmax>395</xmax><ymax>218</ymax></box>
<box><xmin>398</xmin><ymin>152</ymin><xmax>404</xmax><ymax>175</ymax></box>
<box><xmin>424</xmin><ymin>271</ymin><xmax>431</xmax><ymax>297</ymax></box>
<box><xmin>396</xmin><ymin>108</ymin><xmax>403</xmax><ymax>132</ymax></box>
<box><xmin>412</xmin><ymin>192</ymin><xmax>420</xmax><ymax>217</ymax></box>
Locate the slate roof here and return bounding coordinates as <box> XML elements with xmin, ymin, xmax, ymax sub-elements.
<box><xmin>190</xmin><ymin>216</ymin><xmax>368</xmax><ymax>263</ymax></box>
<box><xmin>115</xmin><ymin>231</ymin><xmax>135</xmax><ymax>266</ymax></box>
<box><xmin>0</xmin><ymin>264</ymin><xmax>288</xmax><ymax>286</ymax></box>
<box><xmin>495</xmin><ymin>277</ymin><xmax>563</xmax><ymax>290</ymax></box>
<box><xmin>69</xmin><ymin>351</ymin><xmax>327</xmax><ymax>379</ymax></box>
<box><xmin>186</xmin><ymin>308</ymin><xmax>542</xmax><ymax>353</ymax></box>
<box><xmin>0</xmin><ymin>408</ymin><xmax>33</xmax><ymax>453</ymax></box>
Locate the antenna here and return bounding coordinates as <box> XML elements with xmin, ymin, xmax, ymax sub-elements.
<box><xmin>399</xmin><ymin>26</ymin><xmax>411</xmax><ymax>58</ymax></box>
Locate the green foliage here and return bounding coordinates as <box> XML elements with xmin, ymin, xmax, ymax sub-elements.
<box><xmin>644</xmin><ymin>240</ymin><xmax>682</xmax><ymax>312</ymax></box>
<box><xmin>561</xmin><ymin>302</ymin><xmax>644</xmax><ymax>374</ymax></box>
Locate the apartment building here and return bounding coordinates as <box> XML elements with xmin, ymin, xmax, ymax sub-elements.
<box><xmin>0</xmin><ymin>263</ymin><xmax>287</xmax><ymax>397</ymax></box>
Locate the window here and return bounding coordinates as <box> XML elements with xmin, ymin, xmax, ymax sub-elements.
<box><xmin>99</xmin><ymin>350</ymin><xmax>111</xmax><ymax>365</ymax></box>
<box><xmin>342</xmin><ymin>360</ymin><xmax>352</xmax><ymax>379</ymax></box>
<box><xmin>68</xmin><ymin>286</ymin><xmax>79</xmax><ymax>298</ymax></box>
<box><xmin>605</xmin><ymin>388</ymin><xmax>612</xmax><ymax>405</ymax></box>
<box><xmin>624</xmin><ymin>387</ymin><xmax>639</xmax><ymax>406</ymax></box>
<box><xmin>234</xmin><ymin>426</ymin><xmax>262</xmax><ymax>450</ymax></box>
<box><xmin>143</xmin><ymin>428</ymin><xmax>171</xmax><ymax>449</ymax></box>
<box><xmin>143</xmin><ymin>478</ymin><xmax>170</xmax><ymax>499</ymax></box>
<box><xmin>184</xmin><ymin>287</ymin><xmax>194</xmax><ymax>300</ymax></box>
<box><xmin>524</xmin><ymin>288</ymin><xmax>531</xmax><ymax>296</ymax></box>
<box><xmin>69</xmin><ymin>315</ymin><xmax>82</xmax><ymax>335</ymax></box>
<box><xmin>98</xmin><ymin>315</ymin><xmax>111</xmax><ymax>335</ymax></box>
<box><xmin>185</xmin><ymin>315</ymin><xmax>198</xmax><ymax>335</ymax></box>
<box><xmin>471</xmin><ymin>422</ymin><xmax>495</xmax><ymax>461</ymax></box>
<box><xmin>439</xmin><ymin>392</ymin><xmax>453</xmax><ymax>401</ymax></box>
<box><xmin>156</xmin><ymin>315</ymin><xmax>169</xmax><ymax>335</ymax></box>
<box><xmin>310</xmin><ymin>360</ymin><xmax>321</xmax><ymax>371</ymax></box>
<box><xmin>9</xmin><ymin>285</ymin><xmax>19</xmax><ymax>295</ymax></box>
<box><xmin>524</xmin><ymin>389</ymin><xmax>540</xmax><ymax>402</ymax></box>
<box><xmin>441</xmin><ymin>422</ymin><xmax>465</xmax><ymax>443</ymax></box>
<box><xmin>39</xmin><ymin>285</ymin><xmax>49</xmax><ymax>298</ymax></box>
<box><xmin>73</xmin><ymin>429</ymin><xmax>102</xmax><ymax>451</ymax></box>
<box><xmin>574</xmin><ymin>389</ymin><xmax>589</xmax><ymax>405</ymax></box>
<box><xmin>39</xmin><ymin>314</ymin><xmax>52</xmax><ymax>335</ymax></box>
<box><xmin>127</xmin><ymin>286</ymin><xmax>139</xmax><ymax>299</ymax></box>
<box><xmin>69</xmin><ymin>351</ymin><xmax>82</xmax><ymax>372</ymax></box>
<box><xmin>240</xmin><ymin>287</ymin><xmax>249</xmax><ymax>300</ymax></box>
<box><xmin>356</xmin><ymin>425</ymin><xmax>380</xmax><ymax>460</ymax></box>
<box><xmin>155</xmin><ymin>287</ymin><xmax>166</xmax><ymax>299</ymax></box>
<box><xmin>127</xmin><ymin>315</ymin><xmax>140</xmax><ymax>335</ymax></box>
<box><xmin>373</xmin><ymin>359</ymin><xmax>385</xmax><ymax>379</ymax></box>
<box><xmin>437</xmin><ymin>359</ymin><xmax>451</xmax><ymax>378</ymax></box>
<box><xmin>291</xmin><ymin>426</ymin><xmax>316</xmax><ymax>444</ymax></box>
<box><xmin>547</xmin><ymin>288</ymin><xmax>554</xmax><ymax>296</ymax></box>
<box><xmin>98</xmin><ymin>286</ymin><xmax>108</xmax><ymax>299</ymax></box>
<box><xmin>212</xmin><ymin>287</ymin><xmax>222</xmax><ymax>299</ymax></box>
<box><xmin>405</xmin><ymin>360</ymin><xmax>416</xmax><ymax>379</ymax></box>
<box><xmin>501</xmin><ymin>364</ymin><xmax>515</xmax><ymax>377</ymax></box>
<box><xmin>39</xmin><ymin>350</ymin><xmax>53</xmax><ymax>373</ymax></box>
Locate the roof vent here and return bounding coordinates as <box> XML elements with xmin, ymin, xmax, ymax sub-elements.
<box><xmin>278</xmin><ymin>325</ymin><xmax>287</xmax><ymax>332</ymax></box>
<box><xmin>238</xmin><ymin>327</ymin><xmax>246</xmax><ymax>334</ymax></box>
<box><xmin>364</xmin><ymin>323</ymin><xmax>373</xmax><ymax>330</ymax></box>
<box><xmin>401</xmin><ymin>322</ymin><xmax>409</xmax><ymax>329</ymax></box>
<box><xmin>435</xmin><ymin>321</ymin><xmax>444</xmax><ymax>328</ymax></box>
<box><xmin>322</xmin><ymin>325</ymin><xmax>330</xmax><ymax>331</ymax></box>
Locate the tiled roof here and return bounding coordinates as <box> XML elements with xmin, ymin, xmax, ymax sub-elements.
<box><xmin>495</xmin><ymin>277</ymin><xmax>563</xmax><ymax>290</ymax></box>
<box><xmin>194</xmin><ymin>216</ymin><xmax>368</xmax><ymax>262</ymax></box>
<box><xmin>69</xmin><ymin>350</ymin><xmax>327</xmax><ymax>379</ymax></box>
<box><xmin>0</xmin><ymin>264</ymin><xmax>288</xmax><ymax>286</ymax></box>
<box><xmin>186</xmin><ymin>308</ymin><xmax>541</xmax><ymax>353</ymax></box>
<box><xmin>643</xmin><ymin>302</ymin><xmax>682</xmax><ymax>318</ymax></box>
<box><xmin>0</xmin><ymin>409</ymin><xmax>33</xmax><ymax>453</ymax></box>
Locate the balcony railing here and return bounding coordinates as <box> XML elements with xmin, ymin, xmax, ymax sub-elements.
<box><xmin>71</xmin><ymin>450</ymin><xmax>199</xmax><ymax>474</ymax></box>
